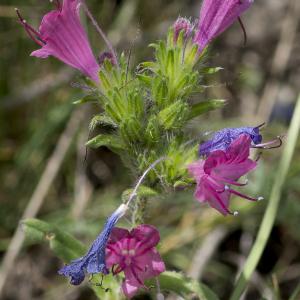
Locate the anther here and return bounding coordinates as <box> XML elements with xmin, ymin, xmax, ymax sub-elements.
<box><xmin>257</xmin><ymin>196</ymin><xmax>264</xmax><ymax>201</ymax></box>
<box><xmin>233</xmin><ymin>211</ymin><xmax>239</xmax><ymax>216</ymax></box>
<box><xmin>253</xmin><ymin>136</ymin><xmax>283</xmax><ymax>150</ymax></box>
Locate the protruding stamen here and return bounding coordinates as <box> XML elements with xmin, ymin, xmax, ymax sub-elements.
<box><xmin>15</xmin><ymin>8</ymin><xmax>46</xmax><ymax>46</ymax></box>
<box><xmin>212</xmin><ymin>174</ymin><xmax>248</xmax><ymax>187</ymax></box>
<box><xmin>255</xmin><ymin>151</ymin><xmax>262</xmax><ymax>162</ymax></box>
<box><xmin>257</xmin><ymin>122</ymin><xmax>266</xmax><ymax>129</ymax></box>
<box><xmin>233</xmin><ymin>211</ymin><xmax>239</xmax><ymax>216</ymax></box>
<box><xmin>228</xmin><ymin>188</ymin><xmax>260</xmax><ymax>202</ymax></box>
<box><xmin>50</xmin><ymin>0</ymin><xmax>61</xmax><ymax>10</ymax></box>
<box><xmin>257</xmin><ymin>196</ymin><xmax>264</xmax><ymax>201</ymax></box>
<box><xmin>253</xmin><ymin>136</ymin><xmax>283</xmax><ymax>150</ymax></box>
<box><xmin>237</xmin><ymin>17</ymin><xmax>247</xmax><ymax>46</ymax></box>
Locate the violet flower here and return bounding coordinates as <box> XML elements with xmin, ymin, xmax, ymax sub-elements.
<box><xmin>199</xmin><ymin>124</ymin><xmax>282</xmax><ymax>156</ymax></box>
<box><xmin>194</xmin><ymin>0</ymin><xmax>253</xmax><ymax>52</ymax></box>
<box><xmin>58</xmin><ymin>204</ymin><xmax>127</xmax><ymax>285</ymax></box>
<box><xmin>199</xmin><ymin>125</ymin><xmax>262</xmax><ymax>156</ymax></box>
<box><xmin>189</xmin><ymin>134</ymin><xmax>262</xmax><ymax>216</ymax></box>
<box><xmin>106</xmin><ymin>225</ymin><xmax>165</xmax><ymax>298</ymax></box>
<box><xmin>17</xmin><ymin>0</ymin><xmax>99</xmax><ymax>82</ymax></box>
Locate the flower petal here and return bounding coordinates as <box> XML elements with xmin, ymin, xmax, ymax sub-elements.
<box><xmin>31</xmin><ymin>0</ymin><xmax>99</xmax><ymax>81</ymax></box>
<box><xmin>131</xmin><ymin>225</ymin><xmax>160</xmax><ymax>255</ymax></box>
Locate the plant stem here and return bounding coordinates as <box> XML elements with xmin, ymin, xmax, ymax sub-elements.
<box><xmin>230</xmin><ymin>94</ymin><xmax>300</xmax><ymax>300</ymax></box>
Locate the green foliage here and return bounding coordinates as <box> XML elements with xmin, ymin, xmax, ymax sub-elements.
<box><xmin>23</xmin><ymin>218</ymin><xmax>85</xmax><ymax>262</ymax></box>
<box><xmin>23</xmin><ymin>218</ymin><xmax>122</xmax><ymax>299</ymax></box>
<box><xmin>147</xmin><ymin>271</ymin><xmax>219</xmax><ymax>300</ymax></box>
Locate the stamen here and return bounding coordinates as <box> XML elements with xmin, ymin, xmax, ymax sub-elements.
<box><xmin>212</xmin><ymin>174</ymin><xmax>248</xmax><ymax>187</ymax></box>
<box><xmin>237</xmin><ymin>17</ymin><xmax>247</xmax><ymax>46</ymax></box>
<box><xmin>228</xmin><ymin>188</ymin><xmax>259</xmax><ymax>202</ymax></box>
<box><xmin>15</xmin><ymin>8</ymin><xmax>46</xmax><ymax>46</ymax></box>
<box><xmin>258</xmin><ymin>196</ymin><xmax>264</xmax><ymax>201</ymax></box>
<box><xmin>255</xmin><ymin>151</ymin><xmax>262</xmax><ymax>162</ymax></box>
<box><xmin>233</xmin><ymin>211</ymin><xmax>239</xmax><ymax>216</ymax></box>
<box><xmin>212</xmin><ymin>190</ymin><xmax>234</xmax><ymax>215</ymax></box>
<box><xmin>50</xmin><ymin>0</ymin><xmax>61</xmax><ymax>10</ymax></box>
<box><xmin>257</xmin><ymin>122</ymin><xmax>266</xmax><ymax>129</ymax></box>
<box><xmin>112</xmin><ymin>264</ymin><xmax>124</xmax><ymax>275</ymax></box>
<box><xmin>253</xmin><ymin>136</ymin><xmax>283</xmax><ymax>150</ymax></box>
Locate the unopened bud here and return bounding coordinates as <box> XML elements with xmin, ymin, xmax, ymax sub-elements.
<box><xmin>173</xmin><ymin>17</ymin><xmax>193</xmax><ymax>42</ymax></box>
<box><xmin>98</xmin><ymin>51</ymin><xmax>117</xmax><ymax>66</ymax></box>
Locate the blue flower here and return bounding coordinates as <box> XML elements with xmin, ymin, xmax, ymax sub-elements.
<box><xmin>199</xmin><ymin>126</ymin><xmax>263</xmax><ymax>156</ymax></box>
<box><xmin>58</xmin><ymin>204</ymin><xmax>127</xmax><ymax>285</ymax></box>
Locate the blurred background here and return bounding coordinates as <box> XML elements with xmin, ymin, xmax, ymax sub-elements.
<box><xmin>0</xmin><ymin>0</ymin><xmax>300</xmax><ymax>299</ymax></box>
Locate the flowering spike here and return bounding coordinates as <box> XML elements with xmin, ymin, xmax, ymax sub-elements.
<box><xmin>106</xmin><ymin>225</ymin><xmax>165</xmax><ymax>298</ymax></box>
<box><xmin>58</xmin><ymin>204</ymin><xmax>127</xmax><ymax>285</ymax></box>
<box><xmin>189</xmin><ymin>135</ymin><xmax>259</xmax><ymax>216</ymax></box>
<box><xmin>194</xmin><ymin>0</ymin><xmax>253</xmax><ymax>52</ymax></box>
<box><xmin>19</xmin><ymin>0</ymin><xmax>100</xmax><ymax>82</ymax></box>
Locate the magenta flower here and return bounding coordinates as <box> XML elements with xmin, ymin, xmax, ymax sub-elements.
<box><xmin>106</xmin><ymin>225</ymin><xmax>165</xmax><ymax>298</ymax></box>
<box><xmin>17</xmin><ymin>0</ymin><xmax>99</xmax><ymax>81</ymax></box>
<box><xmin>188</xmin><ymin>134</ymin><xmax>262</xmax><ymax>215</ymax></box>
<box><xmin>194</xmin><ymin>0</ymin><xmax>253</xmax><ymax>52</ymax></box>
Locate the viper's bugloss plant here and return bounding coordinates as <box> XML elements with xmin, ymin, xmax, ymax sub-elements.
<box><xmin>18</xmin><ymin>0</ymin><xmax>283</xmax><ymax>299</ymax></box>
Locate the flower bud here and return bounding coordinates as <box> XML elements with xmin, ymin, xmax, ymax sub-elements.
<box><xmin>173</xmin><ymin>17</ymin><xmax>193</xmax><ymax>42</ymax></box>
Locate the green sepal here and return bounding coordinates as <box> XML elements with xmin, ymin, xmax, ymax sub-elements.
<box><xmin>147</xmin><ymin>271</ymin><xmax>219</xmax><ymax>300</ymax></box>
<box><xmin>22</xmin><ymin>218</ymin><xmax>85</xmax><ymax>261</ymax></box>
<box><xmin>158</xmin><ymin>101</ymin><xmax>189</xmax><ymax>130</ymax></box>
<box><xmin>136</xmin><ymin>73</ymin><xmax>152</xmax><ymax>86</ymax></box>
<box><xmin>173</xmin><ymin>180</ymin><xmax>191</xmax><ymax>189</ymax></box>
<box><xmin>122</xmin><ymin>185</ymin><xmax>158</xmax><ymax>202</ymax></box>
<box><xmin>73</xmin><ymin>94</ymin><xmax>98</xmax><ymax>105</ymax></box>
<box><xmin>120</xmin><ymin>117</ymin><xmax>142</xmax><ymax>143</ymax></box>
<box><xmin>189</xmin><ymin>99</ymin><xmax>227</xmax><ymax>119</ymax></box>
<box><xmin>86</xmin><ymin>134</ymin><xmax>124</xmax><ymax>152</ymax></box>
<box><xmin>144</xmin><ymin>116</ymin><xmax>161</xmax><ymax>145</ymax></box>
<box><xmin>89</xmin><ymin>114</ymin><xmax>118</xmax><ymax>131</ymax></box>
<box><xmin>201</xmin><ymin>67</ymin><xmax>223</xmax><ymax>74</ymax></box>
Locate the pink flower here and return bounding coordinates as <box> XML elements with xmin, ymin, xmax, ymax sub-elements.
<box><xmin>106</xmin><ymin>225</ymin><xmax>165</xmax><ymax>298</ymax></box>
<box><xmin>17</xmin><ymin>0</ymin><xmax>99</xmax><ymax>81</ymax></box>
<box><xmin>194</xmin><ymin>0</ymin><xmax>253</xmax><ymax>52</ymax></box>
<box><xmin>188</xmin><ymin>134</ymin><xmax>262</xmax><ymax>215</ymax></box>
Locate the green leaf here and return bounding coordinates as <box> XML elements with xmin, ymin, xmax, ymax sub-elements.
<box><xmin>147</xmin><ymin>271</ymin><xmax>219</xmax><ymax>300</ymax></box>
<box><xmin>22</xmin><ymin>218</ymin><xmax>85</xmax><ymax>261</ymax></box>
<box><xmin>86</xmin><ymin>134</ymin><xmax>124</xmax><ymax>152</ymax></box>
<box><xmin>23</xmin><ymin>219</ymin><xmax>122</xmax><ymax>300</ymax></box>
<box><xmin>189</xmin><ymin>99</ymin><xmax>227</xmax><ymax>119</ymax></box>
